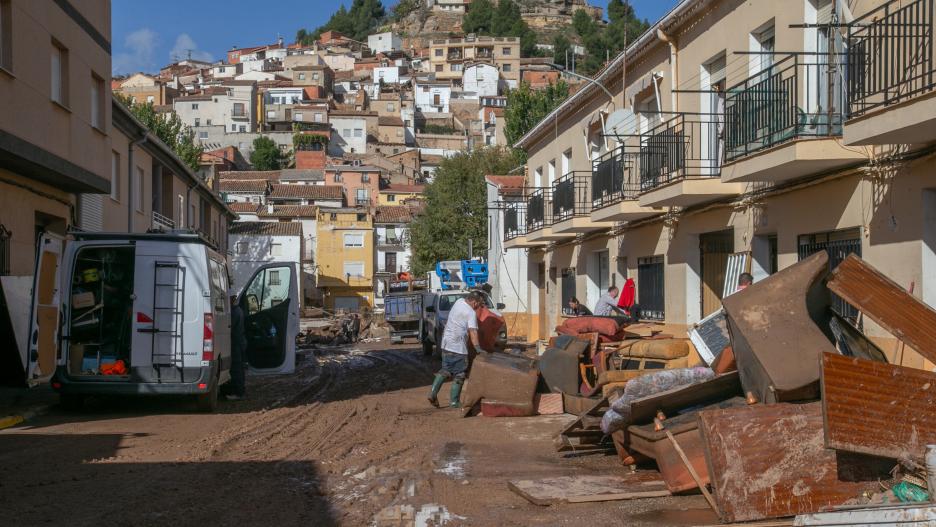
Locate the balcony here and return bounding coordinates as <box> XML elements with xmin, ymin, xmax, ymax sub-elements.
<box><xmin>720</xmin><ymin>54</ymin><xmax>864</xmax><ymax>184</ymax></box>
<box><xmin>231</xmin><ymin>109</ymin><xmax>249</xmax><ymax>120</ymax></box>
<box><xmin>151</xmin><ymin>211</ymin><xmax>175</xmax><ymax>231</ymax></box>
<box><xmin>376</xmin><ymin>234</ymin><xmax>406</xmax><ymax>249</ymax></box>
<box><xmin>525</xmin><ymin>188</ymin><xmax>573</xmax><ymax>243</ymax></box>
<box><xmin>636</xmin><ymin>114</ymin><xmax>744</xmax><ymax>208</ymax></box>
<box><xmin>551</xmin><ymin>171</ymin><xmax>614</xmax><ymax>233</ymax></box>
<box><xmin>503</xmin><ymin>198</ymin><xmax>546</xmax><ymax>249</ymax></box>
<box><xmin>590</xmin><ymin>147</ymin><xmax>662</xmax><ymax>223</ymax></box>
<box><xmin>844</xmin><ymin>0</ymin><xmax>936</xmax><ymax>145</ymax></box>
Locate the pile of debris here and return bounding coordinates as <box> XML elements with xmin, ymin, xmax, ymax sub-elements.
<box><xmin>298</xmin><ymin>312</ymin><xmax>391</xmax><ymax>347</ymax></box>
<box><xmin>463</xmin><ymin>251</ymin><xmax>936</xmax><ymax>523</ymax></box>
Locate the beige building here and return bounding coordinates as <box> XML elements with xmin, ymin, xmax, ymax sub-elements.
<box><xmin>506</xmin><ymin>0</ymin><xmax>936</xmax><ymax>370</ymax></box>
<box><xmin>0</xmin><ymin>0</ymin><xmax>112</xmax><ymax>275</ymax></box>
<box><xmin>429</xmin><ymin>36</ymin><xmax>520</xmax><ymax>85</ymax></box>
<box><xmin>113</xmin><ymin>73</ymin><xmax>179</xmax><ymax>106</ymax></box>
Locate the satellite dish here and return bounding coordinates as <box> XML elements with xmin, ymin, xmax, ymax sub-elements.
<box><xmin>604</xmin><ymin>108</ymin><xmax>635</xmax><ymax>137</ymax></box>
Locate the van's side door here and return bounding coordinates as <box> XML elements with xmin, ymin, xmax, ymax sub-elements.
<box><xmin>239</xmin><ymin>262</ymin><xmax>298</xmax><ymax>375</ymax></box>
<box><xmin>26</xmin><ymin>232</ymin><xmax>64</xmax><ymax>385</ymax></box>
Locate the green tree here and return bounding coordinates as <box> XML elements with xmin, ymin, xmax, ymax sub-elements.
<box><xmin>297</xmin><ymin>0</ymin><xmax>387</xmax><ymax>44</ymax></box>
<box><xmin>250</xmin><ymin>136</ymin><xmax>286</xmax><ymax>171</ymax></box>
<box><xmin>391</xmin><ymin>0</ymin><xmax>419</xmax><ymax>22</ymax></box>
<box><xmin>605</xmin><ymin>0</ymin><xmax>649</xmax><ymax>54</ymax></box>
<box><xmin>462</xmin><ymin>0</ymin><xmax>494</xmax><ymax>34</ymax></box>
<box><xmin>552</xmin><ymin>34</ymin><xmax>571</xmax><ymax>66</ymax></box>
<box><xmin>409</xmin><ymin>147</ymin><xmax>522</xmax><ymax>274</ymax></box>
<box><xmin>503</xmin><ymin>80</ymin><xmax>570</xmax><ymax>161</ymax></box>
<box><xmin>114</xmin><ymin>93</ymin><xmax>204</xmax><ymax>172</ymax></box>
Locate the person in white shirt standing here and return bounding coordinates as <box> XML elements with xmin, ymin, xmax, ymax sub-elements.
<box><xmin>428</xmin><ymin>291</ymin><xmax>486</xmax><ymax>408</ymax></box>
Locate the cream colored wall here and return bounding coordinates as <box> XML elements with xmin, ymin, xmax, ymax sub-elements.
<box><xmin>0</xmin><ymin>0</ymin><xmax>112</xmax><ymax>183</ymax></box>
<box><xmin>0</xmin><ymin>170</ymin><xmax>72</xmax><ymax>275</ymax></box>
<box><xmin>102</xmin><ymin>128</ymin><xmax>154</xmax><ymax>233</ymax></box>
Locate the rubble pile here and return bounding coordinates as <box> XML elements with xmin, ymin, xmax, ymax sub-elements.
<box><xmin>463</xmin><ymin>250</ymin><xmax>936</xmax><ymax>523</ymax></box>
<box><xmin>298</xmin><ymin>313</ymin><xmax>391</xmax><ymax>347</ymax></box>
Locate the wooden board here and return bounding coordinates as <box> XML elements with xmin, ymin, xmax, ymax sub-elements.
<box><xmin>821</xmin><ymin>352</ymin><xmax>936</xmax><ymax>462</ymax></box>
<box><xmin>828</xmin><ymin>254</ymin><xmax>936</xmax><ymax>365</ymax></box>
<box><xmin>699</xmin><ymin>402</ymin><xmax>892</xmax><ymax>523</ymax></box>
<box><xmin>508</xmin><ymin>473</ymin><xmax>669</xmax><ymax>506</ymax></box>
<box><xmin>628</xmin><ymin>371</ymin><xmax>741</xmax><ymax>425</ymax></box>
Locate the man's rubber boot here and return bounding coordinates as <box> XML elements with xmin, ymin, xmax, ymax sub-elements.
<box><xmin>428</xmin><ymin>374</ymin><xmax>445</xmax><ymax>408</ymax></box>
<box><xmin>449</xmin><ymin>378</ymin><xmax>464</xmax><ymax>408</ymax></box>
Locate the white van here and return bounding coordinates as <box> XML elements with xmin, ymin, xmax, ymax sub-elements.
<box><xmin>23</xmin><ymin>231</ymin><xmax>299</xmax><ymax>412</ymax></box>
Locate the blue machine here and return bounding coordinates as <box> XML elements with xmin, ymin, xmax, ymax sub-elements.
<box><xmin>433</xmin><ymin>259</ymin><xmax>489</xmax><ymax>290</ymax></box>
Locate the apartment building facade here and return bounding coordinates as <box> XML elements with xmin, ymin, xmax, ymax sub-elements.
<box><xmin>173</xmin><ymin>81</ymin><xmax>258</xmax><ymax>136</ymax></box>
<box><xmin>506</xmin><ymin>0</ymin><xmax>936</xmax><ymax>369</ymax></box>
<box><xmin>0</xmin><ymin>0</ymin><xmax>112</xmax><ymax>275</ymax></box>
<box><xmin>316</xmin><ymin>208</ymin><xmax>375</xmax><ymax>312</ymax></box>
<box><xmin>428</xmin><ymin>36</ymin><xmax>520</xmax><ymax>85</ymax></box>
<box><xmin>373</xmin><ymin>205</ymin><xmax>414</xmax><ymax>306</ymax></box>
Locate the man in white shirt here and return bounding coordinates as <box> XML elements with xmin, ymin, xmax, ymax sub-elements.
<box><xmin>429</xmin><ymin>291</ymin><xmax>485</xmax><ymax>408</ymax></box>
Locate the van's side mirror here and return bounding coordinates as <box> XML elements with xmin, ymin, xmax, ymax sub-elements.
<box><xmin>496</xmin><ymin>303</ymin><xmax>506</xmax><ymax>310</ymax></box>
<box><xmin>425</xmin><ymin>306</ymin><xmax>435</xmax><ymax>313</ymax></box>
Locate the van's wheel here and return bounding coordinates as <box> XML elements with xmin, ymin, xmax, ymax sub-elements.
<box><xmin>196</xmin><ymin>379</ymin><xmax>219</xmax><ymax>413</ymax></box>
<box><xmin>59</xmin><ymin>393</ymin><xmax>84</xmax><ymax>411</ymax></box>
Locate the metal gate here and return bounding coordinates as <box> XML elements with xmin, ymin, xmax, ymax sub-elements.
<box><xmin>638</xmin><ymin>256</ymin><xmax>665</xmax><ymax>321</ymax></box>
<box><xmin>797</xmin><ymin>229</ymin><xmax>862</xmax><ymax>322</ymax></box>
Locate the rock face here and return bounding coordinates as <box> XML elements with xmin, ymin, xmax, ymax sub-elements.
<box><xmin>393</xmin><ymin>0</ymin><xmax>603</xmax><ymax>46</ymax></box>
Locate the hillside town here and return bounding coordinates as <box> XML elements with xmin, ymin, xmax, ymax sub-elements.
<box><xmin>5</xmin><ymin>0</ymin><xmax>936</xmax><ymax>525</ymax></box>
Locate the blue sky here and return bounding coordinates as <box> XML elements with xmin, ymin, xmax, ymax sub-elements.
<box><xmin>112</xmin><ymin>0</ymin><xmax>677</xmax><ymax>74</ymax></box>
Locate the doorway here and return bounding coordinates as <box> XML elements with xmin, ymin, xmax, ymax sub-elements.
<box><xmin>700</xmin><ymin>230</ymin><xmax>734</xmax><ymax>317</ymax></box>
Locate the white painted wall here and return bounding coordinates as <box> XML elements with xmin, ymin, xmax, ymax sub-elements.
<box><xmin>230</xmin><ymin>233</ymin><xmax>304</xmax><ymax>305</ymax></box>
<box><xmin>486</xmin><ymin>182</ymin><xmax>529</xmax><ymax>314</ymax></box>
<box><xmin>463</xmin><ymin>63</ymin><xmax>500</xmax><ymax>98</ymax></box>
<box><xmin>329</xmin><ymin>116</ymin><xmax>368</xmax><ymax>155</ymax></box>
<box><xmin>414</xmin><ymin>83</ymin><xmax>451</xmax><ymax>113</ymax></box>
<box><xmin>368</xmin><ymin>32</ymin><xmax>402</xmax><ymax>53</ymax></box>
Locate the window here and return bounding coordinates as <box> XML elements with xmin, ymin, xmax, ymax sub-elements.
<box><xmin>314</xmin><ymin>113</ymin><xmax>323</xmax><ymax>122</ymax></box>
<box><xmin>271</xmin><ymin>242</ymin><xmax>282</xmax><ymax>256</ymax></box>
<box><xmin>330</xmin><ymin>212</ymin><xmax>337</xmax><ymax>220</ymax></box>
<box><xmin>192</xmin><ymin>103</ymin><xmax>199</xmax><ymax>110</ymax></box>
<box><xmin>343</xmin><ymin>232</ymin><xmax>364</xmax><ymax>247</ymax></box>
<box><xmin>199</xmin><ymin>131</ymin><xmax>208</xmax><ymax>139</ymax></box>
<box><xmin>206</xmin><ymin>119</ymin><xmax>211</xmax><ymax>126</ymax></box>
<box><xmin>451</xmin><ymin>63</ymin><xmax>463</xmax><ymax>72</ymax></box>
<box><xmin>0</xmin><ymin>0</ymin><xmax>12</xmax><ymax>72</ymax></box>
<box><xmin>298</xmin><ymin>72</ymin><xmax>306</xmax><ymax>80</ymax></box>
<box><xmin>194</xmin><ymin>118</ymin><xmax>200</xmax><ymax>127</ymax></box>
<box><xmin>502</xmin><ymin>63</ymin><xmax>511</xmax><ymax>72</ymax></box>
<box><xmin>435</xmin><ymin>49</ymin><xmax>443</xmax><ymax>57</ymax></box>
<box><xmin>267</xmin><ymin>110</ymin><xmax>276</xmax><ymax>119</ymax></box>
<box><xmin>233</xmin><ymin>102</ymin><xmax>245</xmax><ymax>116</ymax></box>
<box><xmin>312</xmin><ymin>72</ymin><xmax>320</xmax><ymax>81</ymax></box>
<box><xmin>356</xmin><ymin>213</ymin><xmax>366</xmax><ymax>221</ymax></box>
<box><xmin>236</xmin><ymin>242</ymin><xmax>248</xmax><ymax>254</ymax></box>
<box><xmin>387</xmin><ymin>194</ymin><xmax>396</xmax><ymax>202</ymax></box>
<box><xmin>343</xmin><ymin>261</ymin><xmax>365</xmax><ymax>278</ymax></box>
<box><xmin>387</xmin><ymin>103</ymin><xmax>395</xmax><ymax>112</ymax></box>
<box><xmin>135</xmin><ymin>167</ymin><xmax>144</xmax><ymax>212</ymax></box>
<box><xmin>343</xmin><ymin>128</ymin><xmax>351</xmax><ymax>136</ymax></box>
<box><xmin>355</xmin><ymin>188</ymin><xmax>369</xmax><ymax>204</ymax></box>
<box><xmin>51</xmin><ymin>40</ymin><xmax>68</xmax><ymax>106</ymax></box>
<box><xmin>361</xmin><ymin>174</ymin><xmax>370</xmax><ymax>183</ymax></box>
<box><xmin>231</xmin><ymin>124</ymin><xmax>237</xmax><ymax>131</ymax></box>
<box><xmin>637</xmin><ymin>256</ymin><xmax>665</xmax><ymax>320</ymax></box>
<box><xmin>90</xmin><ymin>74</ymin><xmax>104</xmax><ymax>129</ymax></box>
<box><xmin>110</xmin><ymin>151</ymin><xmax>120</xmax><ymax>201</ymax></box>
<box><xmin>354</xmin><ymin>128</ymin><xmax>363</xmax><ymax>138</ymax></box>
<box><xmin>502</xmin><ymin>47</ymin><xmax>511</xmax><ymax>55</ymax></box>
<box><xmin>294</xmin><ymin>112</ymin><xmax>303</xmax><ymax>121</ymax></box>
<box><xmin>146</xmin><ymin>95</ymin><xmax>154</xmax><ymax>103</ymax></box>
<box><xmin>435</xmin><ymin>65</ymin><xmax>443</xmax><ymax>72</ymax></box>
<box><xmin>269</xmin><ymin>270</ymin><xmax>281</xmax><ymax>285</ymax></box>
<box><xmin>239</xmin><ymin>125</ymin><xmax>246</xmax><ymax>132</ymax></box>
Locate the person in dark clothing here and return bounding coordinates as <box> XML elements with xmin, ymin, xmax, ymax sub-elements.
<box><xmin>567</xmin><ymin>297</ymin><xmax>592</xmax><ymax>316</ymax></box>
<box><xmin>228</xmin><ymin>294</ymin><xmax>247</xmax><ymax>400</ymax></box>
<box><xmin>350</xmin><ymin>314</ymin><xmax>361</xmax><ymax>342</ymax></box>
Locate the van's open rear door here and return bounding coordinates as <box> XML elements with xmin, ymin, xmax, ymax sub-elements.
<box><xmin>27</xmin><ymin>233</ymin><xmax>64</xmax><ymax>385</ymax></box>
<box><xmin>240</xmin><ymin>263</ymin><xmax>298</xmax><ymax>375</ymax></box>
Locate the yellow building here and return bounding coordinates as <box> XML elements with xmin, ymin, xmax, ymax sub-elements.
<box><xmin>316</xmin><ymin>208</ymin><xmax>374</xmax><ymax>312</ymax></box>
<box><xmin>378</xmin><ymin>183</ymin><xmax>425</xmax><ymax>206</ymax></box>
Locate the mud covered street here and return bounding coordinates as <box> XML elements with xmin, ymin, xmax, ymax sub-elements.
<box><xmin>0</xmin><ymin>343</ymin><xmax>712</xmax><ymax>526</ymax></box>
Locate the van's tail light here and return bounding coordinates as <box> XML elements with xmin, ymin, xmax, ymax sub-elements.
<box><xmin>202</xmin><ymin>313</ymin><xmax>214</xmax><ymax>361</ymax></box>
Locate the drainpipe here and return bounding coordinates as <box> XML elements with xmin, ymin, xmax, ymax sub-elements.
<box><xmin>128</xmin><ymin>136</ymin><xmax>147</xmax><ymax>233</ymax></box>
<box><xmin>656</xmin><ymin>29</ymin><xmax>678</xmax><ymax>113</ymax></box>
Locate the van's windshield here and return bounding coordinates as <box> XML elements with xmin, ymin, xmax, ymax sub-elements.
<box><xmin>438</xmin><ymin>292</ymin><xmax>494</xmax><ymax>312</ymax></box>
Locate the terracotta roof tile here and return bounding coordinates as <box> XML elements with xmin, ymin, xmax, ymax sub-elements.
<box><xmin>257</xmin><ymin>205</ymin><xmax>319</xmax><ymax>217</ymax></box>
<box><xmin>220</xmin><ymin>180</ymin><xmax>268</xmax><ymax>192</ymax></box>
<box><xmin>381</xmin><ymin>183</ymin><xmax>425</xmax><ymax>194</ymax></box>
<box><xmin>219</xmin><ymin>170</ymin><xmax>281</xmax><ymax>181</ymax></box>
<box><xmin>229</xmin><ymin>221</ymin><xmax>302</xmax><ymax>236</ymax></box>
<box><xmin>269</xmin><ymin>184</ymin><xmax>343</xmax><ymax>200</ymax></box>
<box><xmin>228</xmin><ymin>202</ymin><xmax>261</xmax><ymax>213</ymax></box>
<box><xmin>374</xmin><ymin>205</ymin><xmax>413</xmax><ymax>223</ymax></box>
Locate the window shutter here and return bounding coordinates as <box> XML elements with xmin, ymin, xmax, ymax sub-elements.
<box><xmin>77</xmin><ymin>194</ymin><xmax>103</xmax><ymax>232</ymax></box>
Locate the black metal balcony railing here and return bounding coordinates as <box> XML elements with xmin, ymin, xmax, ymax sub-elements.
<box><xmin>526</xmin><ymin>188</ymin><xmax>551</xmax><ymax>232</ymax></box>
<box><xmin>503</xmin><ymin>199</ymin><xmax>526</xmax><ymax>241</ymax></box>
<box><xmin>639</xmin><ymin>114</ymin><xmax>722</xmax><ymax>192</ymax></box>
<box><xmin>724</xmin><ymin>54</ymin><xmax>843</xmax><ymax>162</ymax></box>
<box><xmin>847</xmin><ymin>0</ymin><xmax>934</xmax><ymax>118</ymax></box>
<box><xmin>592</xmin><ymin>147</ymin><xmax>641</xmax><ymax>209</ymax></box>
<box><xmin>552</xmin><ymin>171</ymin><xmax>591</xmax><ymax>223</ymax></box>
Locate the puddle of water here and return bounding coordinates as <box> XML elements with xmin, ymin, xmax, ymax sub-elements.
<box><xmin>433</xmin><ymin>441</ymin><xmax>467</xmax><ymax>480</ymax></box>
<box><xmin>625</xmin><ymin>508</ymin><xmax>719</xmax><ymax>526</ymax></box>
